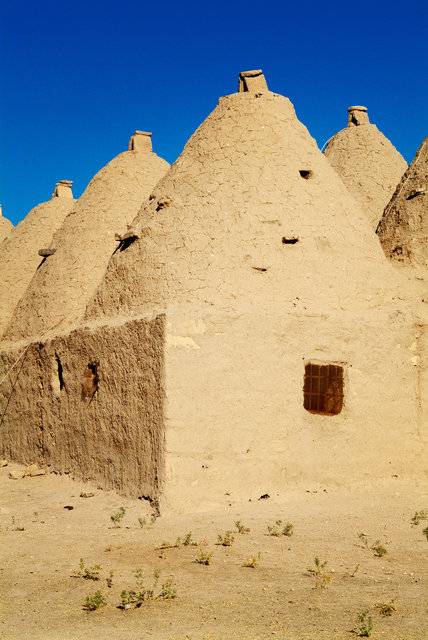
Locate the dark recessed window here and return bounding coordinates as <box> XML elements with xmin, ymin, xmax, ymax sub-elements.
<box><xmin>299</xmin><ymin>170</ymin><xmax>313</xmax><ymax>179</ymax></box>
<box><xmin>303</xmin><ymin>363</ymin><xmax>344</xmax><ymax>415</ymax></box>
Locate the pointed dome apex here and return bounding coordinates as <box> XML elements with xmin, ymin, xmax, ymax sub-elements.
<box><xmin>347</xmin><ymin>105</ymin><xmax>370</xmax><ymax>126</ymax></box>
<box><xmin>238</xmin><ymin>69</ymin><xmax>268</xmax><ymax>93</ymax></box>
<box><xmin>324</xmin><ymin>106</ymin><xmax>407</xmax><ymax>229</ymax></box>
<box><xmin>128</xmin><ymin>130</ymin><xmax>153</xmax><ymax>152</ymax></box>
<box><xmin>51</xmin><ymin>180</ymin><xmax>73</xmax><ymax>199</ymax></box>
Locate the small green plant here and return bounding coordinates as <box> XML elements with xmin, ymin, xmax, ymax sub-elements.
<box><xmin>422</xmin><ymin>526</ymin><xmax>428</xmax><ymax>540</ymax></box>
<box><xmin>358</xmin><ymin>533</ymin><xmax>387</xmax><ymax>557</ymax></box>
<box><xmin>119</xmin><ymin>568</ymin><xmax>176</xmax><ymax>608</ymax></box>
<box><xmin>110</xmin><ymin>506</ymin><xmax>126</xmax><ymax>527</ymax></box>
<box><xmin>343</xmin><ymin>564</ymin><xmax>359</xmax><ymax>578</ymax></box>
<box><xmin>182</xmin><ymin>531</ymin><xmax>197</xmax><ymax>546</ymax></box>
<box><xmin>217</xmin><ymin>530</ymin><xmax>234</xmax><ymax>546</ymax></box>
<box><xmin>195</xmin><ymin>550</ymin><xmax>213</xmax><ymax>565</ymax></box>
<box><xmin>159</xmin><ymin>578</ymin><xmax>178</xmax><ymax>599</ymax></box>
<box><xmin>73</xmin><ymin>558</ymin><xmax>102</xmax><ymax>581</ymax></box>
<box><xmin>138</xmin><ymin>515</ymin><xmax>157</xmax><ymax>528</ymax></box>
<box><xmin>353</xmin><ymin>610</ymin><xmax>373</xmax><ymax>636</ymax></box>
<box><xmin>267</xmin><ymin>519</ymin><xmax>294</xmax><ymax>537</ymax></box>
<box><xmin>14</xmin><ymin>526</ymin><xmax>25</xmax><ymax>531</ymax></box>
<box><xmin>106</xmin><ymin>570</ymin><xmax>114</xmax><ymax>588</ymax></box>
<box><xmin>235</xmin><ymin>520</ymin><xmax>250</xmax><ymax>534</ymax></box>
<box><xmin>83</xmin><ymin>590</ymin><xmax>106</xmax><ymax>611</ymax></box>
<box><xmin>375</xmin><ymin>600</ymin><xmax>396</xmax><ymax>616</ymax></box>
<box><xmin>372</xmin><ymin>541</ymin><xmax>387</xmax><ymax>557</ymax></box>
<box><xmin>243</xmin><ymin>552</ymin><xmax>261</xmax><ymax>568</ymax></box>
<box><xmin>307</xmin><ymin>556</ymin><xmax>331</xmax><ymax>588</ymax></box>
<box><xmin>411</xmin><ymin>509</ymin><xmax>428</xmax><ymax>526</ymax></box>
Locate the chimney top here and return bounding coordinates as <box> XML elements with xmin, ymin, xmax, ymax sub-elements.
<box><xmin>238</xmin><ymin>69</ymin><xmax>268</xmax><ymax>93</ymax></box>
<box><xmin>347</xmin><ymin>106</ymin><xmax>370</xmax><ymax>127</ymax></box>
<box><xmin>52</xmin><ymin>180</ymin><xmax>74</xmax><ymax>199</ymax></box>
<box><xmin>128</xmin><ymin>131</ymin><xmax>153</xmax><ymax>152</ymax></box>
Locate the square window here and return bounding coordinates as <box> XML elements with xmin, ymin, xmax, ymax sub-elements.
<box><xmin>303</xmin><ymin>363</ymin><xmax>344</xmax><ymax>415</ymax></box>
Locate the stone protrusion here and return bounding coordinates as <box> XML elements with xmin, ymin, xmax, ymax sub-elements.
<box><xmin>238</xmin><ymin>70</ymin><xmax>268</xmax><ymax>93</ymax></box>
<box><xmin>347</xmin><ymin>106</ymin><xmax>370</xmax><ymax>127</ymax></box>
<box><xmin>52</xmin><ymin>180</ymin><xmax>73</xmax><ymax>199</ymax></box>
<box><xmin>128</xmin><ymin>131</ymin><xmax>153</xmax><ymax>152</ymax></box>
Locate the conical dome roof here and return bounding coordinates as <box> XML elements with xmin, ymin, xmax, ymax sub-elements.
<box><xmin>324</xmin><ymin>107</ymin><xmax>407</xmax><ymax>230</ymax></box>
<box><xmin>0</xmin><ymin>182</ymin><xmax>75</xmax><ymax>338</ymax></box>
<box><xmin>0</xmin><ymin>205</ymin><xmax>13</xmax><ymax>243</ymax></box>
<box><xmin>377</xmin><ymin>136</ymin><xmax>428</xmax><ymax>270</ymax></box>
<box><xmin>5</xmin><ymin>133</ymin><xmax>169</xmax><ymax>342</ymax></box>
<box><xmin>87</xmin><ymin>92</ymin><xmax>399</xmax><ymax>323</ymax></box>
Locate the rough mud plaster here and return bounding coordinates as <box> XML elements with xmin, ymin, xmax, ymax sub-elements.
<box><xmin>0</xmin><ymin>206</ymin><xmax>13</xmax><ymax>244</ymax></box>
<box><xmin>160</xmin><ymin>308</ymin><xmax>422</xmax><ymax>513</ymax></box>
<box><xmin>324</xmin><ymin>115</ymin><xmax>407</xmax><ymax>230</ymax></box>
<box><xmin>0</xmin><ymin>192</ymin><xmax>75</xmax><ymax>338</ymax></box>
<box><xmin>4</xmin><ymin>146</ymin><xmax>169</xmax><ymax>343</ymax></box>
<box><xmin>80</xmin><ymin>89</ymin><xmax>425</xmax><ymax>511</ymax></box>
<box><xmin>0</xmin><ymin>316</ymin><xmax>165</xmax><ymax>499</ymax></box>
<box><xmin>377</xmin><ymin>137</ymin><xmax>428</xmax><ymax>269</ymax></box>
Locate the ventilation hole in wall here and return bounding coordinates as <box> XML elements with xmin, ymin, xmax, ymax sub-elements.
<box><xmin>406</xmin><ymin>189</ymin><xmax>424</xmax><ymax>200</ymax></box>
<box><xmin>119</xmin><ymin>236</ymin><xmax>137</xmax><ymax>252</ymax></box>
<box><xmin>252</xmin><ymin>266</ymin><xmax>269</xmax><ymax>272</ymax></box>
<box><xmin>81</xmin><ymin>362</ymin><xmax>99</xmax><ymax>400</ymax></box>
<box><xmin>299</xmin><ymin>170</ymin><xmax>313</xmax><ymax>179</ymax></box>
<box><xmin>55</xmin><ymin>353</ymin><xmax>65</xmax><ymax>391</ymax></box>
<box><xmin>303</xmin><ymin>363</ymin><xmax>344</xmax><ymax>416</ymax></box>
<box><xmin>282</xmin><ymin>237</ymin><xmax>299</xmax><ymax>244</ymax></box>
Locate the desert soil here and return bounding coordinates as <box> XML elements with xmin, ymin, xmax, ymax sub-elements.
<box><xmin>0</xmin><ymin>463</ymin><xmax>427</xmax><ymax>640</ymax></box>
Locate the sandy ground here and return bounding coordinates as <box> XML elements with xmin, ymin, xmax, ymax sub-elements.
<box><xmin>0</xmin><ymin>463</ymin><xmax>427</xmax><ymax>640</ymax></box>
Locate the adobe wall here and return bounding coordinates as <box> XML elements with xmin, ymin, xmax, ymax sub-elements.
<box><xmin>161</xmin><ymin>306</ymin><xmax>424</xmax><ymax>512</ymax></box>
<box><xmin>0</xmin><ymin>315</ymin><xmax>165</xmax><ymax>501</ymax></box>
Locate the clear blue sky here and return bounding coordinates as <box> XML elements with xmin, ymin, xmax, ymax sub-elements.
<box><xmin>1</xmin><ymin>0</ymin><xmax>427</xmax><ymax>225</ymax></box>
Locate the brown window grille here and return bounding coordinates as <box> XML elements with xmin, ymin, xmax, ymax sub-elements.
<box><xmin>303</xmin><ymin>363</ymin><xmax>344</xmax><ymax>415</ymax></box>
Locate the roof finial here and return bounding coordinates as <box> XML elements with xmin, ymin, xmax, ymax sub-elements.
<box><xmin>347</xmin><ymin>106</ymin><xmax>370</xmax><ymax>127</ymax></box>
<box><xmin>128</xmin><ymin>130</ymin><xmax>153</xmax><ymax>152</ymax></box>
<box><xmin>52</xmin><ymin>180</ymin><xmax>73</xmax><ymax>199</ymax></box>
<box><xmin>238</xmin><ymin>70</ymin><xmax>268</xmax><ymax>93</ymax></box>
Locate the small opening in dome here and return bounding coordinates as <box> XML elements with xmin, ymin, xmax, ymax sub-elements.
<box><xmin>82</xmin><ymin>362</ymin><xmax>99</xmax><ymax>400</ymax></box>
<box><xmin>282</xmin><ymin>237</ymin><xmax>299</xmax><ymax>245</ymax></box>
<box><xmin>299</xmin><ymin>170</ymin><xmax>313</xmax><ymax>179</ymax></box>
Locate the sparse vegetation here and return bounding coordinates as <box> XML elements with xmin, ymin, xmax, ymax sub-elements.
<box><xmin>158</xmin><ymin>531</ymin><xmax>198</xmax><ymax>549</ymax></box>
<box><xmin>106</xmin><ymin>570</ymin><xmax>114</xmax><ymax>588</ymax></box>
<box><xmin>358</xmin><ymin>533</ymin><xmax>387</xmax><ymax>557</ymax></box>
<box><xmin>352</xmin><ymin>610</ymin><xmax>373</xmax><ymax>636</ymax></box>
<box><xmin>195</xmin><ymin>550</ymin><xmax>213</xmax><ymax>565</ymax></box>
<box><xmin>110</xmin><ymin>506</ymin><xmax>126</xmax><ymax>527</ymax></box>
<box><xmin>267</xmin><ymin>519</ymin><xmax>293</xmax><ymax>537</ymax></box>
<box><xmin>243</xmin><ymin>552</ymin><xmax>261</xmax><ymax>568</ymax></box>
<box><xmin>410</xmin><ymin>509</ymin><xmax>428</xmax><ymax>526</ymax></box>
<box><xmin>343</xmin><ymin>564</ymin><xmax>359</xmax><ymax>578</ymax></box>
<box><xmin>217</xmin><ymin>530</ymin><xmax>234</xmax><ymax>546</ymax></box>
<box><xmin>138</xmin><ymin>515</ymin><xmax>157</xmax><ymax>528</ymax></box>
<box><xmin>422</xmin><ymin>526</ymin><xmax>428</xmax><ymax>541</ymax></box>
<box><xmin>372</xmin><ymin>541</ymin><xmax>387</xmax><ymax>557</ymax></box>
<box><xmin>119</xmin><ymin>568</ymin><xmax>177</xmax><ymax>608</ymax></box>
<box><xmin>235</xmin><ymin>520</ymin><xmax>250</xmax><ymax>534</ymax></box>
<box><xmin>73</xmin><ymin>558</ymin><xmax>102</xmax><ymax>581</ymax></box>
<box><xmin>83</xmin><ymin>590</ymin><xmax>107</xmax><ymax>611</ymax></box>
<box><xmin>375</xmin><ymin>600</ymin><xmax>396</xmax><ymax>616</ymax></box>
<box><xmin>307</xmin><ymin>556</ymin><xmax>331</xmax><ymax>588</ymax></box>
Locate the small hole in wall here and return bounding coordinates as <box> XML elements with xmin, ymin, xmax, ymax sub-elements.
<box><xmin>282</xmin><ymin>237</ymin><xmax>299</xmax><ymax>244</ymax></box>
<box><xmin>299</xmin><ymin>170</ymin><xmax>313</xmax><ymax>179</ymax></box>
<box><xmin>55</xmin><ymin>354</ymin><xmax>65</xmax><ymax>391</ymax></box>
<box><xmin>82</xmin><ymin>362</ymin><xmax>99</xmax><ymax>400</ymax></box>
